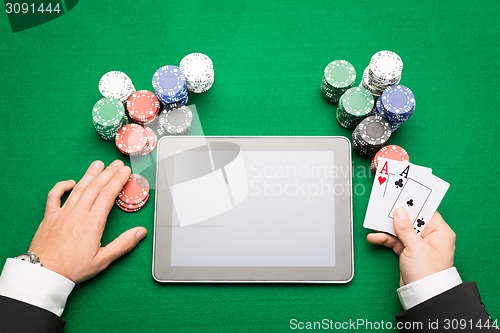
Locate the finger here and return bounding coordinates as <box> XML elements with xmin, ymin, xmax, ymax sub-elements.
<box><xmin>77</xmin><ymin>160</ymin><xmax>125</xmax><ymax>211</ymax></box>
<box><xmin>393</xmin><ymin>207</ymin><xmax>422</xmax><ymax>247</ymax></box>
<box><xmin>65</xmin><ymin>161</ymin><xmax>105</xmax><ymax>207</ymax></box>
<box><xmin>421</xmin><ymin>211</ymin><xmax>453</xmax><ymax>236</ymax></box>
<box><xmin>421</xmin><ymin>211</ymin><xmax>456</xmax><ymax>250</ymax></box>
<box><xmin>366</xmin><ymin>233</ymin><xmax>404</xmax><ymax>255</ymax></box>
<box><xmin>95</xmin><ymin>227</ymin><xmax>147</xmax><ymax>269</ymax></box>
<box><xmin>45</xmin><ymin>180</ymin><xmax>76</xmax><ymax>217</ymax></box>
<box><xmin>90</xmin><ymin>166</ymin><xmax>131</xmax><ymax>226</ymax></box>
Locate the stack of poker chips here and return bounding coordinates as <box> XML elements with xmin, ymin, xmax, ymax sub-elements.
<box><xmin>115</xmin><ymin>123</ymin><xmax>157</xmax><ymax>156</ymax></box>
<box><xmin>375</xmin><ymin>84</ymin><xmax>416</xmax><ymax>132</ymax></box>
<box><xmin>361</xmin><ymin>50</ymin><xmax>403</xmax><ymax>97</ymax></box>
<box><xmin>152</xmin><ymin>65</ymin><xmax>189</xmax><ymax>105</ymax></box>
<box><xmin>352</xmin><ymin>115</ymin><xmax>392</xmax><ymax>157</ymax></box>
<box><xmin>126</xmin><ymin>90</ymin><xmax>161</xmax><ymax>125</ymax></box>
<box><xmin>370</xmin><ymin>145</ymin><xmax>409</xmax><ymax>173</ymax></box>
<box><xmin>115</xmin><ymin>174</ymin><xmax>150</xmax><ymax>213</ymax></box>
<box><xmin>180</xmin><ymin>53</ymin><xmax>215</xmax><ymax>93</ymax></box>
<box><xmin>92</xmin><ymin>98</ymin><xmax>128</xmax><ymax>141</ymax></box>
<box><xmin>99</xmin><ymin>71</ymin><xmax>135</xmax><ymax>103</ymax></box>
<box><xmin>336</xmin><ymin>86</ymin><xmax>375</xmax><ymax>129</ymax></box>
<box><xmin>320</xmin><ymin>60</ymin><xmax>356</xmax><ymax>103</ymax></box>
<box><xmin>157</xmin><ymin>105</ymin><xmax>193</xmax><ymax>136</ymax></box>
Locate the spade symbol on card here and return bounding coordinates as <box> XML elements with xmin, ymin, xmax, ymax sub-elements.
<box><xmin>395</xmin><ymin>179</ymin><xmax>404</xmax><ymax>188</ymax></box>
<box><xmin>416</xmin><ymin>218</ymin><xmax>425</xmax><ymax>227</ymax></box>
<box><xmin>406</xmin><ymin>199</ymin><xmax>414</xmax><ymax>207</ymax></box>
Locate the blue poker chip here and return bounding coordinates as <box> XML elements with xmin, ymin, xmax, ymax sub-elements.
<box><xmin>388</xmin><ymin>120</ymin><xmax>405</xmax><ymax>132</ymax></box>
<box><xmin>155</xmin><ymin>85</ymin><xmax>189</xmax><ymax>104</ymax></box>
<box><xmin>380</xmin><ymin>84</ymin><xmax>415</xmax><ymax>117</ymax></box>
<box><xmin>152</xmin><ymin>66</ymin><xmax>186</xmax><ymax>98</ymax></box>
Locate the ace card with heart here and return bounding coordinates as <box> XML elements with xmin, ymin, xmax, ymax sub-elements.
<box><xmin>363</xmin><ymin>157</ymin><xmax>447</xmax><ymax>236</ymax></box>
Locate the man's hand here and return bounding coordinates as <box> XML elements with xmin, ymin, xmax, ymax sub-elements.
<box><xmin>366</xmin><ymin>208</ymin><xmax>456</xmax><ymax>286</ymax></box>
<box><xmin>28</xmin><ymin>160</ymin><xmax>148</xmax><ymax>284</ymax></box>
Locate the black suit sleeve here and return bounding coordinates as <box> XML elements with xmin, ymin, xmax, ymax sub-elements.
<box><xmin>0</xmin><ymin>295</ymin><xmax>65</xmax><ymax>333</ymax></box>
<box><xmin>396</xmin><ymin>282</ymin><xmax>498</xmax><ymax>332</ymax></box>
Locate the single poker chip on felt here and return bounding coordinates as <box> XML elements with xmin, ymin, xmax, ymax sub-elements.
<box><xmin>118</xmin><ymin>174</ymin><xmax>150</xmax><ymax>205</ymax></box>
<box><xmin>126</xmin><ymin>90</ymin><xmax>160</xmax><ymax>124</ymax></box>
<box><xmin>115</xmin><ymin>124</ymin><xmax>148</xmax><ymax>156</ymax></box>
<box><xmin>371</xmin><ymin>145</ymin><xmax>409</xmax><ymax>173</ymax></box>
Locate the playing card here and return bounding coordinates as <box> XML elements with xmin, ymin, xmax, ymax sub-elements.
<box><xmin>363</xmin><ymin>158</ymin><xmax>431</xmax><ymax>234</ymax></box>
<box><xmin>388</xmin><ymin>173</ymin><xmax>450</xmax><ymax>234</ymax></box>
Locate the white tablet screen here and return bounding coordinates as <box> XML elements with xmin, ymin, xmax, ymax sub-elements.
<box><xmin>170</xmin><ymin>151</ymin><xmax>336</xmax><ymax>267</ymax></box>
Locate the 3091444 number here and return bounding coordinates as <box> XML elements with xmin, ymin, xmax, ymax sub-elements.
<box><xmin>5</xmin><ymin>2</ymin><xmax>61</xmax><ymax>14</ymax></box>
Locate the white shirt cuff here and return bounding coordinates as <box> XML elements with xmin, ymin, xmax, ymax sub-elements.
<box><xmin>397</xmin><ymin>267</ymin><xmax>462</xmax><ymax>311</ymax></box>
<box><xmin>0</xmin><ymin>258</ymin><xmax>75</xmax><ymax>316</ymax></box>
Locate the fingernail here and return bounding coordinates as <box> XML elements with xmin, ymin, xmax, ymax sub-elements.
<box><xmin>92</xmin><ymin>160</ymin><xmax>103</xmax><ymax>169</ymax></box>
<box><xmin>119</xmin><ymin>166</ymin><xmax>130</xmax><ymax>173</ymax></box>
<box><xmin>112</xmin><ymin>160</ymin><xmax>124</xmax><ymax>166</ymax></box>
<box><xmin>136</xmin><ymin>228</ymin><xmax>147</xmax><ymax>241</ymax></box>
<box><xmin>68</xmin><ymin>179</ymin><xmax>76</xmax><ymax>183</ymax></box>
<box><xmin>394</xmin><ymin>208</ymin><xmax>410</xmax><ymax>219</ymax></box>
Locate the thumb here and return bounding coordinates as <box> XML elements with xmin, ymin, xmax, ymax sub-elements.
<box><xmin>393</xmin><ymin>208</ymin><xmax>421</xmax><ymax>247</ymax></box>
<box><xmin>96</xmin><ymin>227</ymin><xmax>147</xmax><ymax>267</ymax></box>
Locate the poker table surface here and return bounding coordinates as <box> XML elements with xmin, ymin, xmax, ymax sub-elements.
<box><xmin>1</xmin><ymin>1</ymin><xmax>499</xmax><ymax>332</ymax></box>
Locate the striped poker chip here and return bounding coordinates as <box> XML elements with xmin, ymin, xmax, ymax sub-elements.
<box><xmin>157</xmin><ymin>105</ymin><xmax>193</xmax><ymax>136</ymax></box>
<box><xmin>180</xmin><ymin>53</ymin><xmax>215</xmax><ymax>93</ymax></box>
<box><xmin>126</xmin><ymin>90</ymin><xmax>160</xmax><ymax>124</ymax></box>
<box><xmin>117</xmin><ymin>174</ymin><xmax>150</xmax><ymax>206</ymax></box>
<box><xmin>152</xmin><ymin>65</ymin><xmax>186</xmax><ymax>98</ymax></box>
<box><xmin>368</xmin><ymin>50</ymin><xmax>403</xmax><ymax>85</ymax></box>
<box><xmin>99</xmin><ymin>71</ymin><xmax>135</xmax><ymax>102</ymax></box>
<box><xmin>370</xmin><ymin>145</ymin><xmax>409</xmax><ymax>173</ymax></box>
<box><xmin>324</xmin><ymin>60</ymin><xmax>356</xmax><ymax>89</ymax></box>
<box><xmin>357</xmin><ymin>115</ymin><xmax>391</xmax><ymax>146</ymax></box>
<box><xmin>340</xmin><ymin>87</ymin><xmax>374</xmax><ymax>117</ymax></box>
<box><xmin>380</xmin><ymin>84</ymin><xmax>416</xmax><ymax>116</ymax></box>
<box><xmin>115</xmin><ymin>123</ymin><xmax>148</xmax><ymax>156</ymax></box>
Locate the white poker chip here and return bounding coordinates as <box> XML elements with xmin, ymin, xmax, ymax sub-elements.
<box><xmin>99</xmin><ymin>71</ymin><xmax>135</xmax><ymax>102</ymax></box>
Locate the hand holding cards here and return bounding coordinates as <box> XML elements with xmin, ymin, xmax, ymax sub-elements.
<box><xmin>364</xmin><ymin>158</ymin><xmax>450</xmax><ymax>236</ymax></box>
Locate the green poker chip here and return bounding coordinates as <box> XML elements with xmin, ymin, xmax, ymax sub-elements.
<box><xmin>340</xmin><ymin>87</ymin><xmax>374</xmax><ymax>117</ymax></box>
<box><xmin>324</xmin><ymin>60</ymin><xmax>356</xmax><ymax>89</ymax></box>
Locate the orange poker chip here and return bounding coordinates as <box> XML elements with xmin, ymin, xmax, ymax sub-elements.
<box><xmin>115</xmin><ymin>124</ymin><xmax>148</xmax><ymax>156</ymax></box>
<box><xmin>126</xmin><ymin>90</ymin><xmax>160</xmax><ymax>124</ymax></box>
<box><xmin>371</xmin><ymin>145</ymin><xmax>409</xmax><ymax>173</ymax></box>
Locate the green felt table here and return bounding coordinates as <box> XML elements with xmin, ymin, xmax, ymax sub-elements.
<box><xmin>1</xmin><ymin>0</ymin><xmax>499</xmax><ymax>332</ymax></box>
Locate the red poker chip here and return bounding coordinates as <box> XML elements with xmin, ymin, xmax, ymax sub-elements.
<box><xmin>116</xmin><ymin>194</ymin><xmax>149</xmax><ymax>209</ymax></box>
<box><xmin>115</xmin><ymin>200</ymin><xmax>146</xmax><ymax>213</ymax></box>
<box><xmin>115</xmin><ymin>124</ymin><xmax>148</xmax><ymax>156</ymax></box>
<box><xmin>115</xmin><ymin>196</ymin><xmax>149</xmax><ymax>212</ymax></box>
<box><xmin>118</xmin><ymin>174</ymin><xmax>150</xmax><ymax>205</ymax></box>
<box><xmin>371</xmin><ymin>145</ymin><xmax>409</xmax><ymax>173</ymax></box>
<box><xmin>126</xmin><ymin>90</ymin><xmax>160</xmax><ymax>124</ymax></box>
<box><xmin>141</xmin><ymin>126</ymin><xmax>158</xmax><ymax>156</ymax></box>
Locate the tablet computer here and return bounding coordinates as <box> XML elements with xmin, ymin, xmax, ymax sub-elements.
<box><xmin>152</xmin><ymin>136</ymin><xmax>353</xmax><ymax>283</ymax></box>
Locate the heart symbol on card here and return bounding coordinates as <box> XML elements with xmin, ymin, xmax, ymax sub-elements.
<box><xmin>378</xmin><ymin>176</ymin><xmax>386</xmax><ymax>185</ymax></box>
